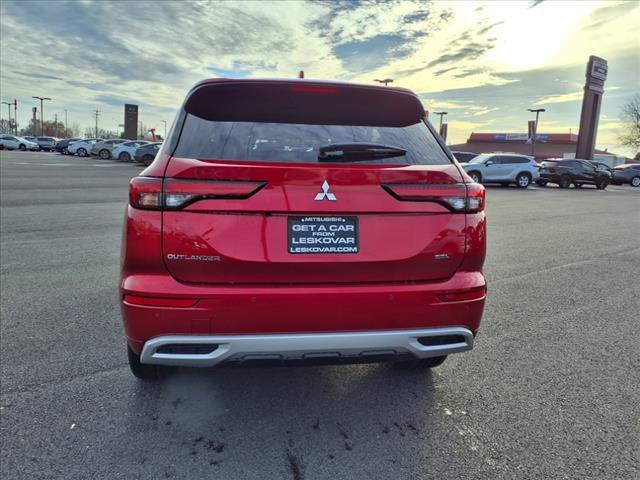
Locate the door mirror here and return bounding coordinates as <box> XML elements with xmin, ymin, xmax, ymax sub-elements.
<box><xmin>485</xmin><ymin>160</ymin><xmax>494</xmax><ymax>166</ymax></box>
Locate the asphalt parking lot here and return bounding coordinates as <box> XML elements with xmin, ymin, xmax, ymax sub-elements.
<box><xmin>1</xmin><ymin>150</ymin><xmax>638</xmax><ymax>480</ymax></box>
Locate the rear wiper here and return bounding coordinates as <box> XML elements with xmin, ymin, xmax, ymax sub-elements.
<box><xmin>317</xmin><ymin>143</ymin><xmax>407</xmax><ymax>162</ymax></box>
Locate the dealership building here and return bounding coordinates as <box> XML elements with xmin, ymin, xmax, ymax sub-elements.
<box><xmin>447</xmin><ymin>132</ymin><xmax>612</xmax><ymax>161</ymax></box>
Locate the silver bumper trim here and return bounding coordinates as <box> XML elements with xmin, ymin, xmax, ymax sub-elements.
<box><xmin>140</xmin><ymin>327</ymin><xmax>474</xmax><ymax>367</ymax></box>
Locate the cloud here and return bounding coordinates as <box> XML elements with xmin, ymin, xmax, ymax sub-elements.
<box><xmin>534</xmin><ymin>86</ymin><xmax>622</xmax><ymax>106</ymax></box>
<box><xmin>534</xmin><ymin>91</ymin><xmax>585</xmax><ymax>106</ymax></box>
<box><xmin>13</xmin><ymin>71</ymin><xmax>63</xmax><ymax>81</ymax></box>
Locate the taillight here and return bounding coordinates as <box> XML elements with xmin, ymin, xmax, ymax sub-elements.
<box><xmin>382</xmin><ymin>183</ymin><xmax>485</xmax><ymax>213</ymax></box>
<box><xmin>465</xmin><ymin>182</ymin><xmax>485</xmax><ymax>213</ymax></box>
<box><xmin>437</xmin><ymin>285</ymin><xmax>486</xmax><ymax>302</ymax></box>
<box><xmin>129</xmin><ymin>177</ymin><xmax>266</xmax><ymax>210</ymax></box>
<box><xmin>129</xmin><ymin>177</ymin><xmax>162</xmax><ymax>209</ymax></box>
<box><xmin>123</xmin><ymin>295</ymin><xmax>199</xmax><ymax>308</ymax></box>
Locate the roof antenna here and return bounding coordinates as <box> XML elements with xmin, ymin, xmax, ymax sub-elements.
<box><xmin>298</xmin><ymin>70</ymin><xmax>304</xmax><ymax>79</ymax></box>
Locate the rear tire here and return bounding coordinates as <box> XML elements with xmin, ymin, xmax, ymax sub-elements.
<box><xmin>19</xmin><ymin>144</ymin><xmax>26</xmax><ymax>151</ymax></box>
<box><xmin>77</xmin><ymin>148</ymin><xmax>87</xmax><ymax>157</ymax></box>
<box><xmin>62</xmin><ymin>147</ymin><xmax>68</xmax><ymax>155</ymax></box>
<box><xmin>119</xmin><ymin>151</ymin><xmax>131</xmax><ymax>162</ymax></box>
<box><xmin>394</xmin><ymin>355</ymin><xmax>447</xmax><ymax>370</ymax></box>
<box><xmin>515</xmin><ymin>172</ymin><xmax>531</xmax><ymax>188</ymax></box>
<box><xmin>468</xmin><ymin>171</ymin><xmax>481</xmax><ymax>183</ymax></box>
<box><xmin>631</xmin><ymin>176</ymin><xmax>640</xmax><ymax>187</ymax></box>
<box><xmin>559</xmin><ymin>176</ymin><xmax>571</xmax><ymax>188</ymax></box>
<box><xmin>127</xmin><ymin>344</ymin><xmax>162</xmax><ymax>380</ymax></box>
<box><xmin>99</xmin><ymin>149</ymin><xmax>111</xmax><ymax>160</ymax></box>
<box><xmin>142</xmin><ymin>154</ymin><xmax>154</xmax><ymax>166</ymax></box>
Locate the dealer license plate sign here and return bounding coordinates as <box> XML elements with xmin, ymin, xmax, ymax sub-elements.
<box><xmin>288</xmin><ymin>216</ymin><xmax>359</xmax><ymax>254</ymax></box>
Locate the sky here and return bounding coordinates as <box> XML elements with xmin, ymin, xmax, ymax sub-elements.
<box><xmin>0</xmin><ymin>0</ymin><xmax>638</xmax><ymax>154</ymax></box>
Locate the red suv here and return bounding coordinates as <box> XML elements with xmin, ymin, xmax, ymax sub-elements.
<box><xmin>120</xmin><ymin>79</ymin><xmax>487</xmax><ymax>378</ymax></box>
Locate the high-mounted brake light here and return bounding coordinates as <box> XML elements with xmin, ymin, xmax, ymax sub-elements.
<box><xmin>382</xmin><ymin>183</ymin><xmax>485</xmax><ymax>213</ymax></box>
<box><xmin>290</xmin><ymin>86</ymin><xmax>339</xmax><ymax>94</ymax></box>
<box><xmin>129</xmin><ymin>177</ymin><xmax>266</xmax><ymax>210</ymax></box>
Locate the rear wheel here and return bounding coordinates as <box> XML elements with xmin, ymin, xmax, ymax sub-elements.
<box><xmin>62</xmin><ymin>147</ymin><xmax>68</xmax><ymax>155</ymax></box>
<box><xmin>631</xmin><ymin>176</ymin><xmax>640</xmax><ymax>187</ymax></box>
<box><xmin>19</xmin><ymin>144</ymin><xmax>26</xmax><ymax>151</ymax></box>
<box><xmin>119</xmin><ymin>151</ymin><xmax>131</xmax><ymax>162</ymax></box>
<box><xmin>394</xmin><ymin>355</ymin><xmax>447</xmax><ymax>370</ymax></box>
<box><xmin>127</xmin><ymin>344</ymin><xmax>162</xmax><ymax>380</ymax></box>
<box><xmin>559</xmin><ymin>176</ymin><xmax>571</xmax><ymax>188</ymax></box>
<box><xmin>595</xmin><ymin>177</ymin><xmax>609</xmax><ymax>190</ymax></box>
<box><xmin>77</xmin><ymin>148</ymin><xmax>87</xmax><ymax>157</ymax></box>
<box><xmin>142</xmin><ymin>154</ymin><xmax>154</xmax><ymax>166</ymax></box>
<box><xmin>468</xmin><ymin>171</ymin><xmax>481</xmax><ymax>183</ymax></box>
<box><xmin>99</xmin><ymin>149</ymin><xmax>111</xmax><ymax>159</ymax></box>
<box><xmin>515</xmin><ymin>172</ymin><xmax>531</xmax><ymax>188</ymax></box>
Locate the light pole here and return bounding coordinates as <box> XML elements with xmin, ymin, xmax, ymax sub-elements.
<box><xmin>32</xmin><ymin>96</ymin><xmax>51</xmax><ymax>136</ymax></box>
<box><xmin>1</xmin><ymin>102</ymin><xmax>11</xmax><ymax>134</ymax></box>
<box><xmin>374</xmin><ymin>78</ymin><xmax>394</xmax><ymax>86</ymax></box>
<box><xmin>161</xmin><ymin>120</ymin><xmax>167</xmax><ymax>139</ymax></box>
<box><xmin>64</xmin><ymin>109</ymin><xmax>68</xmax><ymax>136</ymax></box>
<box><xmin>433</xmin><ymin>111</ymin><xmax>448</xmax><ymax>130</ymax></box>
<box><xmin>93</xmin><ymin>109</ymin><xmax>100</xmax><ymax>138</ymax></box>
<box><xmin>527</xmin><ymin>108</ymin><xmax>545</xmax><ymax>157</ymax></box>
<box><xmin>13</xmin><ymin>100</ymin><xmax>18</xmax><ymax>135</ymax></box>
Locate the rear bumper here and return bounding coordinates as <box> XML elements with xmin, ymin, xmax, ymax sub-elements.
<box><xmin>140</xmin><ymin>327</ymin><xmax>474</xmax><ymax>367</ymax></box>
<box><xmin>121</xmin><ymin>270</ymin><xmax>486</xmax><ymax>356</ymax></box>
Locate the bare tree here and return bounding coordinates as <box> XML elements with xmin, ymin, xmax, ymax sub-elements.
<box><xmin>618</xmin><ymin>94</ymin><xmax>640</xmax><ymax>151</ymax></box>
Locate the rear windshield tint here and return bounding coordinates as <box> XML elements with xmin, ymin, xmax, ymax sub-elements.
<box><xmin>174</xmin><ymin>116</ymin><xmax>450</xmax><ymax>165</ymax></box>
<box><xmin>172</xmin><ymin>82</ymin><xmax>451</xmax><ymax>165</ymax></box>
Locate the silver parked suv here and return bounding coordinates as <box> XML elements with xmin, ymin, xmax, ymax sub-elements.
<box><xmin>460</xmin><ymin>153</ymin><xmax>539</xmax><ymax>188</ymax></box>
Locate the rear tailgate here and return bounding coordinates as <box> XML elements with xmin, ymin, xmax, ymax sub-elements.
<box><xmin>160</xmin><ymin>80</ymin><xmax>468</xmax><ymax>285</ymax></box>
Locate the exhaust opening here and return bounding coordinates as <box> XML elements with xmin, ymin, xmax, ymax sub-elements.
<box><xmin>417</xmin><ymin>335</ymin><xmax>467</xmax><ymax>347</ymax></box>
<box><xmin>155</xmin><ymin>344</ymin><xmax>219</xmax><ymax>355</ymax></box>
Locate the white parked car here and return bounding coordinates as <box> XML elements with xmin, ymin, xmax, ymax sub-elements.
<box><xmin>0</xmin><ymin>134</ymin><xmax>39</xmax><ymax>151</ymax></box>
<box><xmin>459</xmin><ymin>153</ymin><xmax>540</xmax><ymax>188</ymax></box>
<box><xmin>68</xmin><ymin>138</ymin><xmax>103</xmax><ymax>157</ymax></box>
<box><xmin>111</xmin><ymin>140</ymin><xmax>150</xmax><ymax>162</ymax></box>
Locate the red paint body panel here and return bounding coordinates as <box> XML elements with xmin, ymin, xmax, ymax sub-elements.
<box><xmin>121</xmin><ymin>268</ymin><xmax>485</xmax><ymax>355</ymax></box>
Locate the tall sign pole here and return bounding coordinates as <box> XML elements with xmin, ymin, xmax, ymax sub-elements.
<box><xmin>13</xmin><ymin>100</ymin><xmax>18</xmax><ymax>135</ymax></box>
<box><xmin>575</xmin><ymin>56</ymin><xmax>607</xmax><ymax>160</ymax></box>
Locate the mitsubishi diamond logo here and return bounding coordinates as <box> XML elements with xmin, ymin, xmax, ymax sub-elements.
<box><xmin>314</xmin><ymin>180</ymin><xmax>336</xmax><ymax>201</ymax></box>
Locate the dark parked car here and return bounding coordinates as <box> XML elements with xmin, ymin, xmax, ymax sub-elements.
<box><xmin>34</xmin><ymin>136</ymin><xmax>59</xmax><ymax>151</ymax></box>
<box><xmin>451</xmin><ymin>151</ymin><xmax>478</xmax><ymax>163</ymax></box>
<box><xmin>134</xmin><ymin>142</ymin><xmax>162</xmax><ymax>165</ymax></box>
<box><xmin>587</xmin><ymin>161</ymin><xmax>613</xmax><ymax>173</ymax></box>
<box><xmin>54</xmin><ymin>137</ymin><xmax>82</xmax><ymax>155</ymax></box>
<box><xmin>537</xmin><ymin>159</ymin><xmax>611</xmax><ymax>189</ymax></box>
<box><xmin>611</xmin><ymin>163</ymin><xmax>640</xmax><ymax>187</ymax></box>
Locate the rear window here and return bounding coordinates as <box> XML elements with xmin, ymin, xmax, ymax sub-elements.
<box><xmin>172</xmin><ymin>82</ymin><xmax>451</xmax><ymax>165</ymax></box>
<box><xmin>174</xmin><ymin>117</ymin><xmax>450</xmax><ymax>165</ymax></box>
